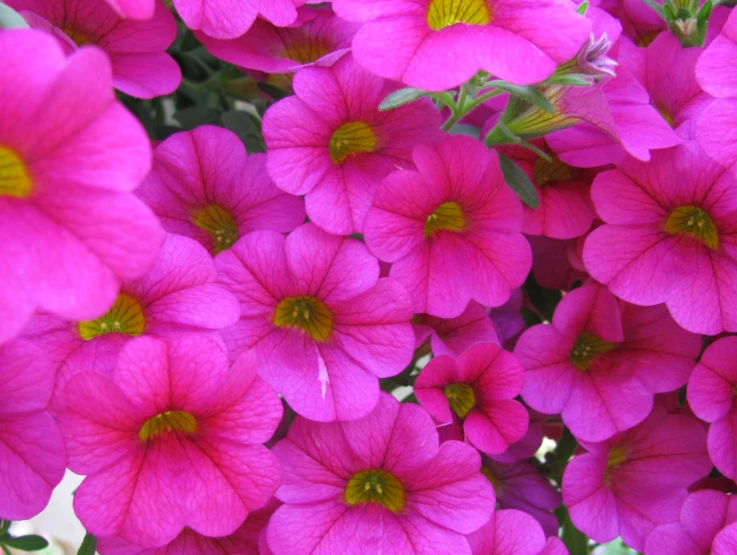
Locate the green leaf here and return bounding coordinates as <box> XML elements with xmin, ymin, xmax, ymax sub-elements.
<box><xmin>498</xmin><ymin>153</ymin><xmax>539</xmax><ymax>208</ymax></box>
<box><xmin>556</xmin><ymin>505</ymin><xmax>590</xmax><ymax>555</ymax></box>
<box><xmin>485</xmin><ymin>81</ymin><xmax>555</xmax><ymax>114</ymax></box>
<box><xmin>640</xmin><ymin>0</ymin><xmax>666</xmax><ymax>18</ymax></box>
<box><xmin>221</xmin><ymin>110</ymin><xmax>264</xmax><ymax>153</ymax></box>
<box><xmin>448</xmin><ymin>124</ymin><xmax>481</xmax><ymax>140</ymax></box>
<box><xmin>179</xmin><ymin>29</ymin><xmax>202</xmax><ymax>52</ymax></box>
<box><xmin>173</xmin><ymin>106</ymin><xmax>221</xmax><ymax>130</ymax></box>
<box><xmin>0</xmin><ymin>2</ymin><xmax>29</xmax><ymax>28</ymax></box>
<box><xmin>256</xmin><ymin>82</ymin><xmax>290</xmax><ymax>100</ymax></box>
<box><xmin>77</xmin><ymin>533</ymin><xmax>97</xmax><ymax>555</ymax></box>
<box><xmin>2</xmin><ymin>535</ymin><xmax>49</xmax><ymax>551</ymax></box>
<box><xmin>576</xmin><ymin>1</ymin><xmax>589</xmax><ymax>14</ymax></box>
<box><xmin>545</xmin><ymin>74</ymin><xmax>594</xmax><ymax>87</ymax></box>
<box><xmin>378</xmin><ymin>88</ymin><xmax>432</xmax><ymax>111</ymax></box>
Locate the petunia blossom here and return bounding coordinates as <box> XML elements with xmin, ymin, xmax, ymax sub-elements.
<box><xmin>97</xmin><ymin>499</ymin><xmax>280</xmax><ymax>554</ymax></box>
<box><xmin>21</xmin><ymin>233</ymin><xmax>240</xmax><ymax>415</ymax></box>
<box><xmin>59</xmin><ymin>334</ymin><xmax>282</xmax><ymax>547</ymax></box>
<box><xmin>0</xmin><ymin>29</ymin><xmax>163</xmax><ymax>344</ymax></box>
<box><xmin>199</xmin><ymin>6</ymin><xmax>358</xmax><ymax>79</ymax></box>
<box><xmin>467</xmin><ymin>509</ymin><xmax>566</xmax><ymax>555</ymax></box>
<box><xmin>267</xmin><ymin>392</ymin><xmax>496</xmax><ymax>554</ymax></box>
<box><xmin>515</xmin><ymin>283</ymin><xmax>701</xmax><ymax>442</ymax></box>
<box><xmin>562</xmin><ymin>403</ymin><xmax>711</xmax><ymax>551</ymax></box>
<box><xmin>138</xmin><ymin>126</ymin><xmax>305</xmax><ymax>256</ymax></box>
<box><xmin>413</xmin><ymin>301</ymin><xmax>500</xmax><ymax>358</ymax></box>
<box><xmin>0</xmin><ymin>341</ymin><xmax>66</xmax><ymax>520</ymax></box>
<box><xmin>176</xmin><ymin>0</ymin><xmax>306</xmax><ymax>40</ymax></box>
<box><xmin>215</xmin><ymin>223</ymin><xmax>415</xmax><ymax>422</ymax></box>
<box><xmin>415</xmin><ymin>342</ymin><xmax>529</xmax><ymax>455</ymax></box>
<box><xmin>645</xmin><ymin>489</ymin><xmax>737</xmax><ymax>555</ymax></box>
<box><xmin>8</xmin><ymin>0</ymin><xmax>180</xmax><ymax>99</ymax></box>
<box><xmin>332</xmin><ymin>0</ymin><xmax>591</xmax><ymax>91</ymax></box>
<box><xmin>687</xmin><ymin>336</ymin><xmax>737</xmax><ymax>480</ymax></box>
<box><xmin>263</xmin><ymin>54</ymin><xmax>444</xmax><ymax>234</ymax></box>
<box><xmin>481</xmin><ymin>459</ymin><xmax>562</xmax><ymax>538</ymax></box>
<box><xmin>529</xmin><ymin>236</ymin><xmax>588</xmax><ymax>291</ymax></box>
<box><xmin>583</xmin><ymin>142</ymin><xmax>737</xmax><ymax>335</ymax></box>
<box><xmin>364</xmin><ymin>135</ymin><xmax>532</xmax><ymax>318</ymax></box>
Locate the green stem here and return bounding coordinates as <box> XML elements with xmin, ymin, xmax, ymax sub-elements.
<box><xmin>441</xmin><ymin>86</ymin><xmax>504</xmax><ymax>131</ymax></box>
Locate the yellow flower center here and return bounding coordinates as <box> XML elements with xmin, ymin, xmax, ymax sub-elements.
<box><xmin>283</xmin><ymin>39</ymin><xmax>329</xmax><ymax>64</ymax></box>
<box><xmin>0</xmin><ymin>146</ymin><xmax>32</xmax><ymax>198</ymax></box>
<box><xmin>63</xmin><ymin>26</ymin><xmax>90</xmax><ymax>46</ymax></box>
<box><xmin>78</xmin><ymin>293</ymin><xmax>145</xmax><ymax>340</ymax></box>
<box><xmin>664</xmin><ymin>205</ymin><xmax>719</xmax><ymax>249</ymax></box>
<box><xmin>193</xmin><ymin>204</ymin><xmax>239</xmax><ymax>254</ymax></box>
<box><xmin>481</xmin><ymin>465</ymin><xmax>501</xmax><ymax>491</ymax></box>
<box><xmin>329</xmin><ymin>122</ymin><xmax>377</xmax><ymax>164</ymax></box>
<box><xmin>534</xmin><ymin>156</ymin><xmax>577</xmax><ymax>186</ymax></box>
<box><xmin>274</xmin><ymin>295</ymin><xmax>334</xmax><ymax>341</ymax></box>
<box><xmin>604</xmin><ymin>444</ymin><xmax>628</xmax><ymax>487</ymax></box>
<box><xmin>444</xmin><ymin>383</ymin><xmax>476</xmax><ymax>419</ymax></box>
<box><xmin>636</xmin><ymin>31</ymin><xmax>660</xmax><ymax>47</ymax></box>
<box><xmin>424</xmin><ymin>201</ymin><xmax>466</xmax><ymax>237</ymax></box>
<box><xmin>570</xmin><ymin>332</ymin><xmax>618</xmax><ymax>371</ymax></box>
<box><xmin>427</xmin><ymin>0</ymin><xmax>492</xmax><ymax>30</ymax></box>
<box><xmin>345</xmin><ymin>469</ymin><xmax>405</xmax><ymax>512</ymax></box>
<box><xmin>139</xmin><ymin>410</ymin><xmax>197</xmax><ymax>441</ymax></box>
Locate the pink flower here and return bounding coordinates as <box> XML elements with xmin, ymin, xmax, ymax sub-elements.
<box><xmin>583</xmin><ymin>142</ymin><xmax>737</xmax><ymax>335</ymax></box>
<box><xmin>199</xmin><ymin>6</ymin><xmax>358</xmax><ymax>77</ymax></box>
<box><xmin>489</xmin><ymin>289</ymin><xmax>527</xmax><ymax>348</ymax></box>
<box><xmin>215</xmin><ymin>223</ymin><xmax>415</xmax><ymax>422</ymax></box>
<box><xmin>59</xmin><ymin>335</ymin><xmax>282</xmax><ymax>547</ymax></box>
<box><xmin>413</xmin><ymin>301</ymin><xmax>500</xmax><ymax>358</ymax></box>
<box><xmin>267</xmin><ymin>392</ymin><xmax>495</xmax><ymax>554</ymax></box>
<box><xmin>618</xmin><ymin>32</ymin><xmax>710</xmax><ymax>140</ymax></box>
<box><xmin>529</xmin><ymin>236</ymin><xmax>588</xmax><ymax>291</ymax></box>
<box><xmin>687</xmin><ymin>336</ymin><xmax>737</xmax><ymax>480</ymax></box>
<box><xmin>0</xmin><ymin>30</ymin><xmax>163</xmax><ymax>344</ymax></box>
<box><xmin>467</xmin><ymin>509</ymin><xmax>562</xmax><ymax>555</ymax></box>
<box><xmin>482</xmin><ymin>459</ymin><xmax>562</xmax><ymax>538</ymax></box>
<box><xmin>696</xmin><ymin>8</ymin><xmax>737</xmax><ymax>168</ymax></box>
<box><xmin>645</xmin><ymin>489</ymin><xmax>737</xmax><ymax>555</ymax></box>
<box><xmin>499</xmin><ymin>142</ymin><xmax>596</xmax><ymax>239</ymax></box>
<box><xmin>97</xmin><ymin>498</ymin><xmax>280</xmax><ymax>554</ymax></box>
<box><xmin>562</xmin><ymin>403</ymin><xmax>711</xmax><ymax>551</ymax></box>
<box><xmin>0</xmin><ymin>341</ymin><xmax>66</xmax><ymax>520</ymax></box>
<box><xmin>21</xmin><ymin>233</ymin><xmax>240</xmax><ymax>415</ymax></box>
<box><xmin>364</xmin><ymin>135</ymin><xmax>532</xmax><ymax>318</ymax></box>
<box><xmin>263</xmin><ymin>55</ymin><xmax>443</xmax><ymax>234</ymax></box>
<box><xmin>8</xmin><ymin>0</ymin><xmax>180</xmax><ymax>99</ymax></box>
<box><xmin>515</xmin><ymin>284</ymin><xmax>701</xmax><ymax>442</ymax></box>
<box><xmin>176</xmin><ymin>0</ymin><xmax>305</xmax><ymax>40</ymax></box>
<box><xmin>332</xmin><ymin>0</ymin><xmax>591</xmax><ymax>91</ymax></box>
<box><xmin>415</xmin><ymin>343</ymin><xmax>529</xmax><ymax>455</ymax></box>
<box><xmin>138</xmin><ymin>126</ymin><xmax>305</xmax><ymax>256</ymax></box>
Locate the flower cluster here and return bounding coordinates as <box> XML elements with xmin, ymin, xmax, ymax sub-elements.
<box><xmin>2</xmin><ymin>1</ymin><xmax>737</xmax><ymax>554</ymax></box>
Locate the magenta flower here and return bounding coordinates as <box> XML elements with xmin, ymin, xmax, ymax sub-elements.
<box><xmin>619</xmin><ymin>31</ymin><xmax>711</xmax><ymax>140</ymax></box>
<box><xmin>562</xmin><ymin>403</ymin><xmax>711</xmax><ymax>551</ymax></box>
<box><xmin>489</xmin><ymin>289</ymin><xmax>527</xmax><ymax>348</ymax></box>
<box><xmin>267</xmin><ymin>392</ymin><xmax>495</xmax><ymax>554</ymax></box>
<box><xmin>645</xmin><ymin>489</ymin><xmax>737</xmax><ymax>555</ymax></box>
<box><xmin>59</xmin><ymin>335</ymin><xmax>282</xmax><ymax>547</ymax></box>
<box><xmin>22</xmin><ymin>233</ymin><xmax>240</xmax><ymax>415</ymax></box>
<box><xmin>176</xmin><ymin>0</ymin><xmax>305</xmax><ymax>40</ymax></box>
<box><xmin>529</xmin><ymin>236</ymin><xmax>588</xmax><ymax>291</ymax></box>
<box><xmin>467</xmin><ymin>509</ymin><xmax>560</xmax><ymax>555</ymax></box>
<box><xmin>199</xmin><ymin>6</ymin><xmax>358</xmax><ymax>77</ymax></box>
<box><xmin>97</xmin><ymin>499</ymin><xmax>280</xmax><ymax>554</ymax></box>
<box><xmin>215</xmin><ymin>223</ymin><xmax>415</xmax><ymax>422</ymax></box>
<box><xmin>413</xmin><ymin>301</ymin><xmax>500</xmax><ymax>358</ymax></box>
<box><xmin>0</xmin><ymin>30</ymin><xmax>163</xmax><ymax>344</ymax></box>
<box><xmin>138</xmin><ymin>126</ymin><xmax>305</xmax><ymax>256</ymax></box>
<box><xmin>0</xmin><ymin>341</ymin><xmax>66</xmax><ymax>520</ymax></box>
<box><xmin>500</xmin><ymin>142</ymin><xmax>596</xmax><ymax>239</ymax></box>
<box><xmin>696</xmin><ymin>8</ymin><xmax>737</xmax><ymax>168</ymax></box>
<box><xmin>364</xmin><ymin>135</ymin><xmax>531</xmax><ymax>318</ymax></box>
<box><xmin>263</xmin><ymin>55</ymin><xmax>443</xmax><ymax>234</ymax></box>
<box><xmin>8</xmin><ymin>0</ymin><xmax>180</xmax><ymax>99</ymax></box>
<box><xmin>687</xmin><ymin>336</ymin><xmax>737</xmax><ymax>480</ymax></box>
<box><xmin>583</xmin><ymin>142</ymin><xmax>737</xmax><ymax>335</ymax></box>
<box><xmin>482</xmin><ymin>459</ymin><xmax>562</xmax><ymax>538</ymax></box>
<box><xmin>332</xmin><ymin>0</ymin><xmax>591</xmax><ymax>91</ymax></box>
<box><xmin>516</xmin><ymin>284</ymin><xmax>701</xmax><ymax>442</ymax></box>
<box><xmin>415</xmin><ymin>343</ymin><xmax>528</xmax><ymax>455</ymax></box>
